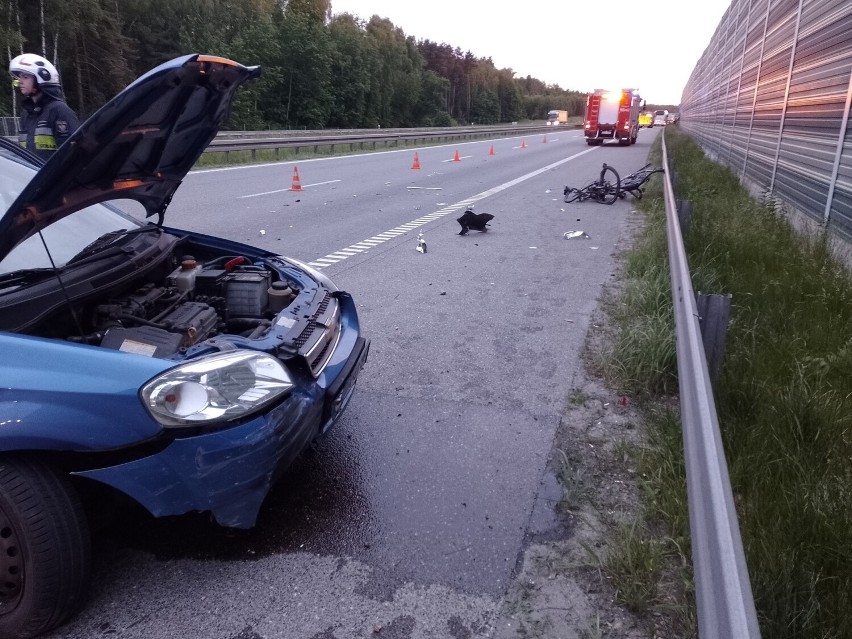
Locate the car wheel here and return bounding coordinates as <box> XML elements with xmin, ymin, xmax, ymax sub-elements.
<box><xmin>0</xmin><ymin>457</ymin><xmax>91</xmax><ymax>638</ymax></box>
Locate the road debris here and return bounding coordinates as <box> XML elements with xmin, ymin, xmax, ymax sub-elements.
<box><xmin>457</xmin><ymin>208</ymin><xmax>494</xmax><ymax>235</ymax></box>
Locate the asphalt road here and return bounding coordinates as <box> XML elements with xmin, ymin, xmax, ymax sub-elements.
<box><xmin>47</xmin><ymin>128</ymin><xmax>661</xmax><ymax>639</ymax></box>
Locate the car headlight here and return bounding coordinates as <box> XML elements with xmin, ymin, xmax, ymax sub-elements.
<box><xmin>141</xmin><ymin>351</ymin><xmax>294</xmax><ymax>427</ymax></box>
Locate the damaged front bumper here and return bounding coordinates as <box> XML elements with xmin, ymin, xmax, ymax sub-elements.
<box><xmin>74</xmin><ymin>334</ymin><xmax>369</xmax><ymax>529</ymax></box>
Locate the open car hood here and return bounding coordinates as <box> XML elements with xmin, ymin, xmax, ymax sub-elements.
<box><xmin>0</xmin><ymin>54</ymin><xmax>260</xmax><ymax>260</ymax></box>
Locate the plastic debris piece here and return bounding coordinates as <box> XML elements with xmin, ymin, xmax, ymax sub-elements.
<box><xmin>457</xmin><ymin>208</ymin><xmax>493</xmax><ymax>235</ymax></box>
<box><xmin>564</xmin><ymin>231</ymin><xmax>590</xmax><ymax>240</ymax></box>
<box><xmin>416</xmin><ymin>232</ymin><xmax>427</xmax><ymax>253</ymax></box>
<box><xmin>259</xmin><ymin>229</ymin><xmax>266</xmax><ymax>236</ymax></box>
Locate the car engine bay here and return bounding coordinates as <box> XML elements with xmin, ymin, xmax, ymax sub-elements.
<box><xmin>0</xmin><ymin>229</ymin><xmax>324</xmax><ymax>361</ymax></box>
<box><xmin>92</xmin><ymin>254</ymin><xmax>300</xmax><ymax>358</ymax></box>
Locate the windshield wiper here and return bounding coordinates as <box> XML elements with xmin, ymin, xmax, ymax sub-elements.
<box><xmin>65</xmin><ymin>225</ymin><xmax>160</xmax><ymax>266</ymax></box>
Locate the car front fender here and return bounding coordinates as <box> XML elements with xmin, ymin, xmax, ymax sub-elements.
<box><xmin>0</xmin><ymin>332</ymin><xmax>171</xmax><ymax>450</ymax></box>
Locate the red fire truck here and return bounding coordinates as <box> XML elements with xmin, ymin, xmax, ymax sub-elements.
<box><xmin>583</xmin><ymin>89</ymin><xmax>643</xmax><ymax>146</ymax></box>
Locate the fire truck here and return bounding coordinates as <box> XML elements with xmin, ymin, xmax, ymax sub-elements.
<box><xmin>583</xmin><ymin>89</ymin><xmax>643</xmax><ymax>146</ymax></box>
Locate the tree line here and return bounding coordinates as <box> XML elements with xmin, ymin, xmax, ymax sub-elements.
<box><xmin>1</xmin><ymin>0</ymin><xmax>591</xmax><ymax>130</ymax></box>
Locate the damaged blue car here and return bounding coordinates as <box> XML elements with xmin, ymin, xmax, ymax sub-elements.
<box><xmin>0</xmin><ymin>54</ymin><xmax>369</xmax><ymax>638</ymax></box>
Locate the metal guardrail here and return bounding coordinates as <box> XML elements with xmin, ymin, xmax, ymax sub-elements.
<box><xmin>202</xmin><ymin>123</ymin><xmax>570</xmax><ymax>160</ymax></box>
<box><xmin>2</xmin><ymin>119</ymin><xmax>575</xmax><ymax>159</ymax></box>
<box><xmin>661</xmin><ymin>129</ymin><xmax>761</xmax><ymax>639</ymax></box>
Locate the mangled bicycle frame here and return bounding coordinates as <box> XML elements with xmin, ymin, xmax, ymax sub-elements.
<box><xmin>563</xmin><ymin>163</ymin><xmax>664</xmax><ymax>205</ymax></box>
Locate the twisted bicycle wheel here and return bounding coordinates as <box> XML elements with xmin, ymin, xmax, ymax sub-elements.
<box><xmin>597</xmin><ymin>164</ymin><xmax>621</xmax><ymax>205</ymax></box>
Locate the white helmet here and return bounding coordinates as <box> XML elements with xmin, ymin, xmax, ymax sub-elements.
<box><xmin>9</xmin><ymin>53</ymin><xmax>60</xmax><ymax>86</ymax></box>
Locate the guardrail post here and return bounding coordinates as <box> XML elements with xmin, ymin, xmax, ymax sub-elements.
<box><xmin>677</xmin><ymin>199</ymin><xmax>693</xmax><ymax>233</ymax></box>
<box><xmin>697</xmin><ymin>292</ymin><xmax>732</xmax><ymax>385</ymax></box>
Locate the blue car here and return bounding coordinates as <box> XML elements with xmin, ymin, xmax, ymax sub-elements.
<box><xmin>0</xmin><ymin>55</ymin><xmax>369</xmax><ymax>638</ymax></box>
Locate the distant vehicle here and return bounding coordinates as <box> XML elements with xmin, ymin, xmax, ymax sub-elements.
<box><xmin>546</xmin><ymin>109</ymin><xmax>569</xmax><ymax>126</ymax></box>
<box><xmin>666</xmin><ymin>112</ymin><xmax>678</xmax><ymax>124</ymax></box>
<box><xmin>583</xmin><ymin>89</ymin><xmax>642</xmax><ymax>146</ymax></box>
<box><xmin>638</xmin><ymin>112</ymin><xmax>653</xmax><ymax>128</ymax></box>
<box><xmin>653</xmin><ymin>109</ymin><xmax>668</xmax><ymax>127</ymax></box>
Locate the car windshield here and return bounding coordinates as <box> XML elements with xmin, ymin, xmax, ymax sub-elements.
<box><xmin>0</xmin><ymin>148</ymin><xmax>144</xmax><ymax>275</ymax></box>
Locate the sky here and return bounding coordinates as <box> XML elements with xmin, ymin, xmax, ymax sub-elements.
<box><xmin>329</xmin><ymin>0</ymin><xmax>734</xmax><ymax>106</ymax></box>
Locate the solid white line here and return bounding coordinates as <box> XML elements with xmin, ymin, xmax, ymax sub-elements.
<box><xmin>238</xmin><ymin>188</ymin><xmax>291</xmax><ymax>198</ymax></box>
<box><xmin>306</xmin><ymin>146</ymin><xmax>598</xmax><ymax>269</ymax></box>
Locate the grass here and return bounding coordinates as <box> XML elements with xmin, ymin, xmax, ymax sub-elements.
<box><xmin>195</xmin><ymin>143</ymin><xmax>379</xmax><ymax>168</ymax></box>
<box><xmin>593</xmin><ymin>125</ymin><xmax>852</xmax><ymax>638</ymax></box>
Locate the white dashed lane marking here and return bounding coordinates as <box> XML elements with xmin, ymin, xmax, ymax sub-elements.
<box><xmin>308</xmin><ymin>146</ymin><xmax>597</xmax><ymax>269</ymax></box>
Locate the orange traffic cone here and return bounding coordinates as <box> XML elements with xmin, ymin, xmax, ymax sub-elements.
<box><xmin>488</xmin><ymin>145</ymin><xmax>495</xmax><ymax>156</ymax></box>
<box><xmin>411</xmin><ymin>152</ymin><xmax>421</xmax><ymax>169</ymax></box>
<box><xmin>453</xmin><ymin>150</ymin><xmax>461</xmax><ymax>162</ymax></box>
<box><xmin>521</xmin><ymin>140</ymin><xmax>527</xmax><ymax>149</ymax></box>
<box><xmin>290</xmin><ymin>166</ymin><xmax>302</xmax><ymax>191</ymax></box>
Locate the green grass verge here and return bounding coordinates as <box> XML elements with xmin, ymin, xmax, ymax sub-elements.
<box><xmin>597</xmin><ymin>125</ymin><xmax>852</xmax><ymax>638</ymax></box>
<box><xmin>194</xmin><ymin>127</ymin><xmax>572</xmax><ymax>169</ymax></box>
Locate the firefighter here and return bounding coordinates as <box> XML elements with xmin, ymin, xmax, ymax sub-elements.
<box><xmin>8</xmin><ymin>53</ymin><xmax>79</xmax><ymax>160</ymax></box>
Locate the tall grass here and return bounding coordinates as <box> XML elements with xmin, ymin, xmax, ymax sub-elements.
<box><xmin>603</xmin><ymin>126</ymin><xmax>852</xmax><ymax>638</ymax></box>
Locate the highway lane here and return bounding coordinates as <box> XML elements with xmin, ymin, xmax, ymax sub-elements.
<box><xmin>47</xmin><ymin>128</ymin><xmax>662</xmax><ymax>639</ymax></box>
<box><xmin>162</xmin><ymin>129</ymin><xmax>635</xmax><ymax>264</ymax></box>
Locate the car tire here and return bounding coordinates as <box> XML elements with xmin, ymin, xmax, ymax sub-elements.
<box><xmin>0</xmin><ymin>456</ymin><xmax>91</xmax><ymax>638</ymax></box>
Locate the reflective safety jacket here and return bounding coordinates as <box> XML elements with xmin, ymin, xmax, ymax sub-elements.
<box><xmin>17</xmin><ymin>88</ymin><xmax>80</xmax><ymax>161</ymax></box>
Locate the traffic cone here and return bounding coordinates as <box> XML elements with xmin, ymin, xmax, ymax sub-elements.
<box><xmin>521</xmin><ymin>140</ymin><xmax>527</xmax><ymax>149</ymax></box>
<box><xmin>289</xmin><ymin>166</ymin><xmax>302</xmax><ymax>191</ymax></box>
<box><xmin>488</xmin><ymin>145</ymin><xmax>495</xmax><ymax>156</ymax></box>
<box><xmin>411</xmin><ymin>152</ymin><xmax>421</xmax><ymax>169</ymax></box>
<box><xmin>453</xmin><ymin>150</ymin><xmax>461</xmax><ymax>162</ymax></box>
